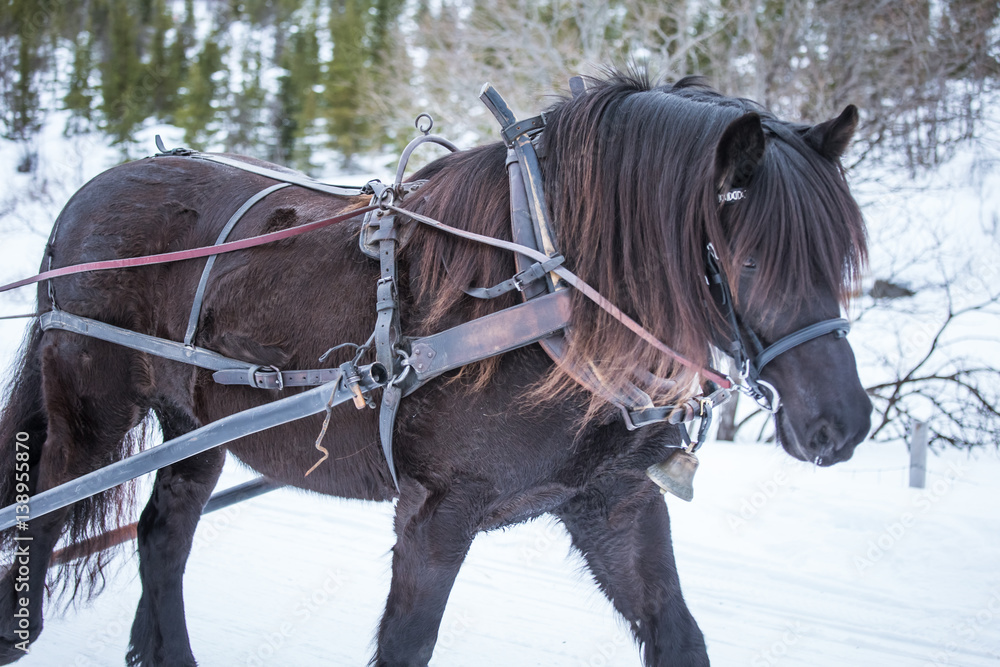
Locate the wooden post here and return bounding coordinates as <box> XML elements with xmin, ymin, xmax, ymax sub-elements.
<box><xmin>909</xmin><ymin>421</ymin><xmax>929</xmax><ymax>489</ymax></box>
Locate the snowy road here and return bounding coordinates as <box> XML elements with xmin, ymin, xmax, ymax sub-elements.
<box><xmin>16</xmin><ymin>440</ymin><xmax>1000</xmax><ymax>667</ymax></box>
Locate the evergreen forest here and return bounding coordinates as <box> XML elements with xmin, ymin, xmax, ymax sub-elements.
<box><xmin>2</xmin><ymin>0</ymin><xmax>998</xmax><ymax>173</ymax></box>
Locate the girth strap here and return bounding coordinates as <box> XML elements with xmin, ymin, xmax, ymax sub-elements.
<box><xmin>40</xmin><ymin>310</ymin><xmax>254</xmax><ymax>371</ymax></box>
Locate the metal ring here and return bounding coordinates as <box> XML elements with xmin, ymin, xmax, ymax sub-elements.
<box><xmin>377</xmin><ymin>187</ymin><xmax>395</xmax><ymax>210</ymax></box>
<box><xmin>390</xmin><ymin>348</ymin><xmax>412</xmax><ymax>387</ymax></box>
<box><xmin>415</xmin><ymin>113</ymin><xmax>434</xmax><ymax>135</ymax></box>
<box><xmin>754</xmin><ymin>379</ymin><xmax>781</xmax><ymax>414</ymax></box>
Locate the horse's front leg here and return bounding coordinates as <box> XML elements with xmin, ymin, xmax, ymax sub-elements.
<box><xmin>126</xmin><ymin>408</ymin><xmax>224</xmax><ymax>667</ymax></box>
<box><xmin>375</xmin><ymin>479</ymin><xmax>483</xmax><ymax>667</ymax></box>
<box><xmin>554</xmin><ymin>471</ymin><xmax>710</xmax><ymax>667</ymax></box>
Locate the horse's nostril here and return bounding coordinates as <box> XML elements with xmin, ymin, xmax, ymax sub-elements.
<box><xmin>808</xmin><ymin>420</ymin><xmax>846</xmax><ymax>461</ymax></box>
<box><xmin>813</xmin><ymin>424</ymin><xmax>832</xmax><ymax>449</ymax></box>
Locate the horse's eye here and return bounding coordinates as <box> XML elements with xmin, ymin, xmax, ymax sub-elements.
<box><xmin>743</xmin><ymin>257</ymin><xmax>757</xmax><ymax>270</ymax></box>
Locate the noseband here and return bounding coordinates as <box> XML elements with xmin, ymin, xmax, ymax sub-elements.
<box><xmin>704</xmin><ymin>236</ymin><xmax>850</xmax><ymax>414</ymax></box>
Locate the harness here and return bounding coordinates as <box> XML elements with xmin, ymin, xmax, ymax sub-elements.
<box><xmin>5</xmin><ymin>82</ymin><xmax>853</xmax><ymax>497</ymax></box>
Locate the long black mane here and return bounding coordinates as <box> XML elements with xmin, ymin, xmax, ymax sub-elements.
<box><xmin>405</xmin><ymin>71</ymin><xmax>867</xmax><ymax>407</ymax></box>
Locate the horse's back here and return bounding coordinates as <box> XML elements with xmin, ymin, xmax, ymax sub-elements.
<box><xmin>38</xmin><ymin>154</ymin><xmax>396</xmax><ymax>499</ymax></box>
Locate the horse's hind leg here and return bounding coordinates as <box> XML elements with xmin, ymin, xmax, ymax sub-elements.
<box><xmin>554</xmin><ymin>472</ymin><xmax>710</xmax><ymax>667</ymax></box>
<box><xmin>375</xmin><ymin>480</ymin><xmax>484</xmax><ymax>667</ymax></box>
<box><xmin>126</xmin><ymin>405</ymin><xmax>224</xmax><ymax>667</ymax></box>
<box><xmin>0</xmin><ymin>330</ymin><xmax>149</xmax><ymax>662</ymax></box>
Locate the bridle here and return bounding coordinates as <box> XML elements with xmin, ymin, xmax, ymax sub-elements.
<box><xmin>472</xmin><ymin>82</ymin><xmax>855</xmax><ymax>446</ymax></box>
<box><xmin>704</xmin><ymin>203</ymin><xmax>851</xmax><ymax>414</ymax></box>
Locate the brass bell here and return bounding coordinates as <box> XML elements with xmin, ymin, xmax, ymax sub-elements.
<box><xmin>646</xmin><ymin>449</ymin><xmax>698</xmax><ymax>502</ymax></box>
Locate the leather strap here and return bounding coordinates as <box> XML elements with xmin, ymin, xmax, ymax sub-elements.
<box><xmin>463</xmin><ymin>255</ymin><xmax>565</xmax><ymax>299</ymax></box>
<box><xmin>184</xmin><ymin>182</ymin><xmax>291</xmax><ymax>346</ymax></box>
<box><xmin>1</xmin><ymin>205</ymin><xmax>379</xmax><ymax>294</ymax></box>
<box><xmin>406</xmin><ymin>290</ymin><xmax>571</xmax><ymax>386</ymax></box>
<box><xmin>385</xmin><ymin>203</ymin><xmax>730</xmax><ymax>388</ymax></box>
<box><xmin>379</xmin><ymin>384</ymin><xmax>403</xmax><ymax>490</ymax></box>
<box><xmin>0</xmin><ymin>374</ymin><xmax>381</xmax><ymax>532</ymax></box>
<box><xmin>374</xmin><ymin>210</ymin><xmax>401</xmax><ymax>376</ymax></box>
<box><xmin>40</xmin><ymin>310</ymin><xmax>253</xmax><ymax>371</ymax></box>
<box><xmin>156</xmin><ymin>147</ymin><xmax>368</xmax><ymax>198</ymax></box>
<box><xmin>501</xmin><ymin>114</ymin><xmax>546</xmax><ymax>144</ymax></box>
<box><xmin>756</xmin><ymin>318</ymin><xmax>850</xmax><ymax>371</ymax></box>
<box><xmin>506</xmin><ymin>157</ymin><xmax>551</xmax><ymax>300</ymax></box>
<box><xmin>212</xmin><ymin>367</ymin><xmax>344</xmax><ymax>389</ymax></box>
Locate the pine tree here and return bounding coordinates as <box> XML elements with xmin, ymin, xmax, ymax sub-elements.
<box><xmin>326</xmin><ymin>0</ymin><xmax>373</xmax><ymax>166</ymax></box>
<box><xmin>100</xmin><ymin>0</ymin><xmax>146</xmax><ymax>144</ymax></box>
<box><xmin>64</xmin><ymin>24</ymin><xmax>96</xmax><ymax>134</ymax></box>
<box><xmin>274</xmin><ymin>5</ymin><xmax>323</xmax><ymax>169</ymax></box>
<box><xmin>226</xmin><ymin>41</ymin><xmax>268</xmax><ymax>157</ymax></box>
<box><xmin>146</xmin><ymin>0</ymin><xmax>182</xmax><ymax>119</ymax></box>
<box><xmin>2</xmin><ymin>0</ymin><xmax>44</xmax><ymax>145</ymax></box>
<box><xmin>176</xmin><ymin>30</ymin><xmax>226</xmax><ymax>146</ymax></box>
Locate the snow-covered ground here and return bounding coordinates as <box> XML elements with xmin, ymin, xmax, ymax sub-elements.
<box><xmin>12</xmin><ymin>442</ymin><xmax>1000</xmax><ymax>667</ymax></box>
<box><xmin>1</xmin><ymin>108</ymin><xmax>998</xmax><ymax>666</ymax></box>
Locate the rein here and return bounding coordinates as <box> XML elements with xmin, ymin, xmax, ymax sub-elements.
<box><xmin>0</xmin><ymin>203</ymin><xmax>379</xmax><ymax>294</ymax></box>
<box><xmin>382</xmin><ymin>201</ymin><xmax>730</xmax><ymax>387</ymax></box>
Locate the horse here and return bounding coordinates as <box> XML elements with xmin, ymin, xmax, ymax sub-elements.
<box><xmin>0</xmin><ymin>71</ymin><xmax>871</xmax><ymax>666</ymax></box>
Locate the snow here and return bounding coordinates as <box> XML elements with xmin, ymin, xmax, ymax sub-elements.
<box><xmin>10</xmin><ymin>442</ymin><xmax>1000</xmax><ymax>666</ymax></box>
<box><xmin>1</xmin><ymin>97</ymin><xmax>999</xmax><ymax>667</ymax></box>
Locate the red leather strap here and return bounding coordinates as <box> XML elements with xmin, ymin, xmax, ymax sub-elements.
<box><xmin>0</xmin><ymin>204</ymin><xmax>378</xmax><ymax>294</ymax></box>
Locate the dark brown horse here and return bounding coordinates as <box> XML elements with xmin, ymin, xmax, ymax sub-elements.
<box><xmin>0</xmin><ymin>72</ymin><xmax>870</xmax><ymax>666</ymax></box>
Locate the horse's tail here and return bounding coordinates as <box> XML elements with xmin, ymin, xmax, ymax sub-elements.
<box><xmin>0</xmin><ymin>321</ymin><xmax>47</xmax><ymax>549</ymax></box>
<box><xmin>0</xmin><ymin>320</ymin><xmax>146</xmax><ymax>602</ymax></box>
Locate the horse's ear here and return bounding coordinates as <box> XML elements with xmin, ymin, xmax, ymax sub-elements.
<box><xmin>715</xmin><ymin>112</ymin><xmax>766</xmax><ymax>192</ymax></box>
<box><xmin>803</xmin><ymin>105</ymin><xmax>859</xmax><ymax>160</ymax></box>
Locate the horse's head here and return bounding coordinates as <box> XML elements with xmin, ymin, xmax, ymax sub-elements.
<box><xmin>412</xmin><ymin>73</ymin><xmax>871</xmax><ymax>467</ymax></box>
<box><xmin>711</xmin><ymin>106</ymin><xmax>872</xmax><ymax>465</ymax></box>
